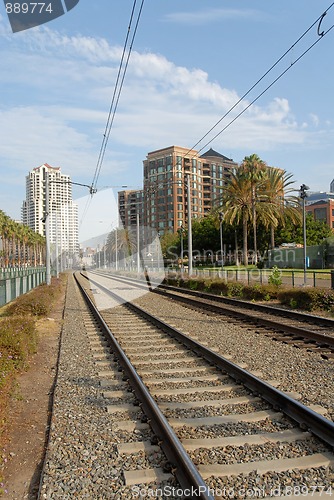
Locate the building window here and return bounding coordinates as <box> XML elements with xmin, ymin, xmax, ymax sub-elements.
<box><xmin>314</xmin><ymin>208</ymin><xmax>327</xmax><ymax>221</ymax></box>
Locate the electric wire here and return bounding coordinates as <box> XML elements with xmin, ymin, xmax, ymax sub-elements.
<box><xmin>91</xmin><ymin>0</ymin><xmax>145</xmax><ymax>194</ymax></box>
<box><xmin>182</xmin><ymin>2</ymin><xmax>334</xmax><ymax>160</ymax></box>
<box><xmin>91</xmin><ymin>0</ymin><xmax>138</xmax><ymax>192</ymax></box>
<box><xmin>195</xmin><ymin>21</ymin><xmax>334</xmax><ymax>157</ymax></box>
<box><xmin>80</xmin><ymin>1</ymin><xmax>144</xmax><ymax>232</ymax></box>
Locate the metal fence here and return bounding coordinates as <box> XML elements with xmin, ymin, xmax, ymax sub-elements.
<box><xmin>167</xmin><ymin>267</ymin><xmax>334</xmax><ymax>289</ymax></box>
<box><xmin>0</xmin><ymin>267</ymin><xmax>46</xmax><ymax>306</ymax></box>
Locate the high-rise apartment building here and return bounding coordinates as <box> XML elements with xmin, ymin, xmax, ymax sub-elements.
<box><xmin>119</xmin><ymin>145</ymin><xmax>237</xmax><ymax>235</ymax></box>
<box><xmin>118</xmin><ymin>189</ymin><xmax>144</xmax><ymax>229</ymax></box>
<box><xmin>22</xmin><ymin>163</ymin><xmax>79</xmax><ymax>261</ymax></box>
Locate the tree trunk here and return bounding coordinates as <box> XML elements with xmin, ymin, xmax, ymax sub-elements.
<box><xmin>242</xmin><ymin>216</ymin><xmax>248</xmax><ymax>266</ymax></box>
<box><xmin>252</xmin><ymin>185</ymin><xmax>258</xmax><ymax>264</ymax></box>
<box><xmin>270</xmin><ymin>225</ymin><xmax>275</xmax><ymax>250</ymax></box>
<box><xmin>234</xmin><ymin>230</ymin><xmax>240</xmax><ymax>266</ymax></box>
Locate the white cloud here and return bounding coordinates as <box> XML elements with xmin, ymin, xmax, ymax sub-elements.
<box><xmin>0</xmin><ymin>24</ymin><xmax>328</xmax><ymax>184</ymax></box>
<box><xmin>163</xmin><ymin>8</ymin><xmax>266</xmax><ymax>25</ymax></box>
<box><xmin>310</xmin><ymin>113</ymin><xmax>320</xmax><ymax>127</ymax></box>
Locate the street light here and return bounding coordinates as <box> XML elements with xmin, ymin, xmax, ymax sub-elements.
<box><xmin>299</xmin><ymin>184</ymin><xmax>309</xmax><ymax>286</ymax></box>
<box><xmin>219</xmin><ymin>211</ymin><xmax>224</xmax><ymax>268</ymax></box>
<box><xmin>97</xmin><ymin>244</ymin><xmax>101</xmax><ymax>268</ymax></box>
<box><xmin>44</xmin><ymin>174</ymin><xmax>94</xmax><ymax>284</ymax></box>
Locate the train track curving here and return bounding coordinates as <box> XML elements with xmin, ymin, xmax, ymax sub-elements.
<box><xmin>74</xmin><ymin>271</ymin><xmax>334</xmax><ymax>498</ymax></box>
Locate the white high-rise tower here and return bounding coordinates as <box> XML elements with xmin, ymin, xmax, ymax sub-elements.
<box><xmin>22</xmin><ymin>163</ymin><xmax>79</xmax><ymax>266</ymax></box>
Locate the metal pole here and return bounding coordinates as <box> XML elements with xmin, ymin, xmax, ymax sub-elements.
<box><xmin>180</xmin><ymin>226</ymin><xmax>184</xmax><ymax>275</ymax></box>
<box><xmin>103</xmin><ymin>240</ymin><xmax>106</xmax><ymax>269</ymax></box>
<box><xmin>303</xmin><ymin>196</ymin><xmax>307</xmax><ymax>286</ymax></box>
<box><xmin>137</xmin><ymin>213</ymin><xmax>140</xmax><ymax>273</ymax></box>
<box><xmin>300</xmin><ymin>184</ymin><xmax>309</xmax><ymax>286</ymax></box>
<box><xmin>115</xmin><ymin>229</ymin><xmax>118</xmax><ymax>271</ymax></box>
<box><xmin>55</xmin><ymin>211</ymin><xmax>59</xmax><ymax>278</ymax></box>
<box><xmin>186</xmin><ymin>173</ymin><xmax>193</xmax><ymax>275</ymax></box>
<box><xmin>45</xmin><ymin>172</ymin><xmax>51</xmax><ymax>285</ymax></box>
<box><xmin>157</xmin><ymin>231</ymin><xmax>160</xmax><ymax>271</ymax></box>
<box><xmin>219</xmin><ymin>212</ymin><xmax>224</xmax><ymax>268</ymax></box>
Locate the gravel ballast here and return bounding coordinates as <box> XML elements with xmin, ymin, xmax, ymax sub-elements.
<box><xmin>39</xmin><ymin>275</ymin><xmax>179</xmax><ymax>499</ymax></box>
<box><xmin>134</xmin><ymin>291</ymin><xmax>334</xmax><ymax>421</ymax></box>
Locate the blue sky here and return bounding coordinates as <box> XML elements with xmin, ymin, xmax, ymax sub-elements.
<box><xmin>1</xmin><ymin>0</ymin><xmax>333</xmax><ymax>241</ymax></box>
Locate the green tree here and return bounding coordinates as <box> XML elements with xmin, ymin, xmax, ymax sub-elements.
<box><xmin>275</xmin><ymin>214</ymin><xmax>332</xmax><ymax>246</ymax></box>
<box><xmin>239</xmin><ymin>154</ymin><xmax>268</xmax><ymax>264</ymax></box>
<box><xmin>263</xmin><ymin>168</ymin><xmax>301</xmax><ymax>249</ymax></box>
<box><xmin>191</xmin><ymin>215</ymin><xmax>220</xmax><ymax>256</ymax></box>
<box><xmin>160</xmin><ymin>231</ymin><xmax>179</xmax><ymax>262</ymax></box>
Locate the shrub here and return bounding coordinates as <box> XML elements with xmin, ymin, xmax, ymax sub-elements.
<box><xmin>241</xmin><ymin>284</ymin><xmax>278</xmax><ymax>301</ymax></box>
<box><xmin>226</xmin><ymin>282</ymin><xmax>244</xmax><ymax>298</ymax></box>
<box><xmin>4</xmin><ymin>278</ymin><xmax>62</xmax><ymax>317</ymax></box>
<box><xmin>268</xmin><ymin>266</ymin><xmax>282</xmax><ymax>287</ymax></box>
<box><xmin>289</xmin><ymin>298</ymin><xmax>298</xmax><ymax>309</ymax></box>
<box><xmin>278</xmin><ymin>288</ymin><xmax>334</xmax><ymax>312</ymax></box>
<box><xmin>205</xmin><ymin>280</ymin><xmax>229</xmax><ymax>295</ymax></box>
<box><xmin>0</xmin><ymin>317</ymin><xmax>37</xmax><ymax>389</ymax></box>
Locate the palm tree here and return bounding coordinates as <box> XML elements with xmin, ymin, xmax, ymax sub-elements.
<box><xmin>0</xmin><ymin>211</ymin><xmax>10</xmax><ymax>266</ymax></box>
<box><xmin>239</xmin><ymin>154</ymin><xmax>267</xmax><ymax>264</ymax></box>
<box><xmin>220</xmin><ymin>164</ymin><xmax>280</xmax><ymax>265</ymax></box>
<box><xmin>263</xmin><ymin>168</ymin><xmax>301</xmax><ymax>249</ymax></box>
<box><xmin>3</xmin><ymin>217</ymin><xmax>17</xmax><ymax>266</ymax></box>
<box><xmin>220</xmin><ymin>169</ymin><xmax>253</xmax><ymax>265</ymax></box>
<box><xmin>20</xmin><ymin>224</ymin><xmax>33</xmax><ymax>266</ymax></box>
<box><xmin>106</xmin><ymin>228</ymin><xmax>134</xmax><ymax>266</ymax></box>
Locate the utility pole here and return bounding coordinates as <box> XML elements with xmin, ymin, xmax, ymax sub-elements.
<box><xmin>178</xmin><ymin>224</ymin><xmax>184</xmax><ymax>276</ymax></box>
<box><xmin>300</xmin><ymin>184</ymin><xmax>309</xmax><ymax>286</ymax></box>
<box><xmin>186</xmin><ymin>173</ymin><xmax>193</xmax><ymax>276</ymax></box>
<box><xmin>45</xmin><ymin>172</ymin><xmax>51</xmax><ymax>285</ymax></box>
<box><xmin>115</xmin><ymin>228</ymin><xmax>118</xmax><ymax>271</ymax></box>
<box><xmin>219</xmin><ymin>211</ymin><xmax>224</xmax><ymax>268</ymax></box>
<box><xmin>136</xmin><ymin>212</ymin><xmax>140</xmax><ymax>273</ymax></box>
<box><xmin>55</xmin><ymin>211</ymin><xmax>59</xmax><ymax>278</ymax></box>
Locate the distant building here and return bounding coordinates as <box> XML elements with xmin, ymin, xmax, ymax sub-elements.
<box><xmin>118</xmin><ymin>189</ymin><xmax>144</xmax><ymax>229</ymax></box>
<box><xmin>22</xmin><ymin>163</ymin><xmax>79</xmax><ymax>262</ymax></box>
<box><xmin>118</xmin><ymin>145</ymin><xmax>237</xmax><ymax>235</ymax></box>
<box><xmin>306</xmin><ymin>198</ymin><xmax>334</xmax><ymax>230</ymax></box>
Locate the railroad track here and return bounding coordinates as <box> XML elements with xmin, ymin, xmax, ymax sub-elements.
<box><xmin>89</xmin><ymin>270</ymin><xmax>334</xmax><ymax>360</ymax></box>
<box><xmin>75</xmin><ymin>271</ymin><xmax>334</xmax><ymax>498</ymax></box>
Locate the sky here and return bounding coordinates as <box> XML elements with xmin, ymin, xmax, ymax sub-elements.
<box><xmin>0</xmin><ymin>0</ymin><xmax>333</xmax><ymax>242</ymax></box>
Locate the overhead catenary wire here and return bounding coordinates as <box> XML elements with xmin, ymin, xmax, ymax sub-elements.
<box><xmin>195</xmin><ymin>20</ymin><xmax>334</xmax><ymax>157</ymax></box>
<box><xmin>80</xmin><ymin>0</ymin><xmax>145</xmax><ymax>232</ymax></box>
<box><xmin>91</xmin><ymin>0</ymin><xmax>145</xmax><ymax>195</ymax></box>
<box><xmin>182</xmin><ymin>2</ymin><xmax>334</xmax><ymax>160</ymax></box>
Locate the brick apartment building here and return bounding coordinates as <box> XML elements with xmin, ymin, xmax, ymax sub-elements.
<box><xmin>118</xmin><ymin>145</ymin><xmax>237</xmax><ymax>235</ymax></box>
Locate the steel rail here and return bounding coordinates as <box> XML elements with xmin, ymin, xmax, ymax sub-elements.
<box><xmin>88</xmin><ymin>270</ymin><xmax>334</xmax><ymax>348</ymax></box>
<box><xmin>89</xmin><ymin>269</ymin><xmax>334</xmax><ymax>329</ymax></box>
<box><xmin>154</xmin><ymin>287</ymin><xmax>334</xmax><ymax>348</ymax></box>
<box><xmin>81</xmin><ymin>272</ymin><xmax>334</xmax><ymax>449</ymax></box>
<box><xmin>74</xmin><ymin>272</ymin><xmax>214</xmax><ymax>500</ymax></box>
<box><xmin>158</xmin><ymin>282</ymin><xmax>334</xmax><ymax>328</ymax></box>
